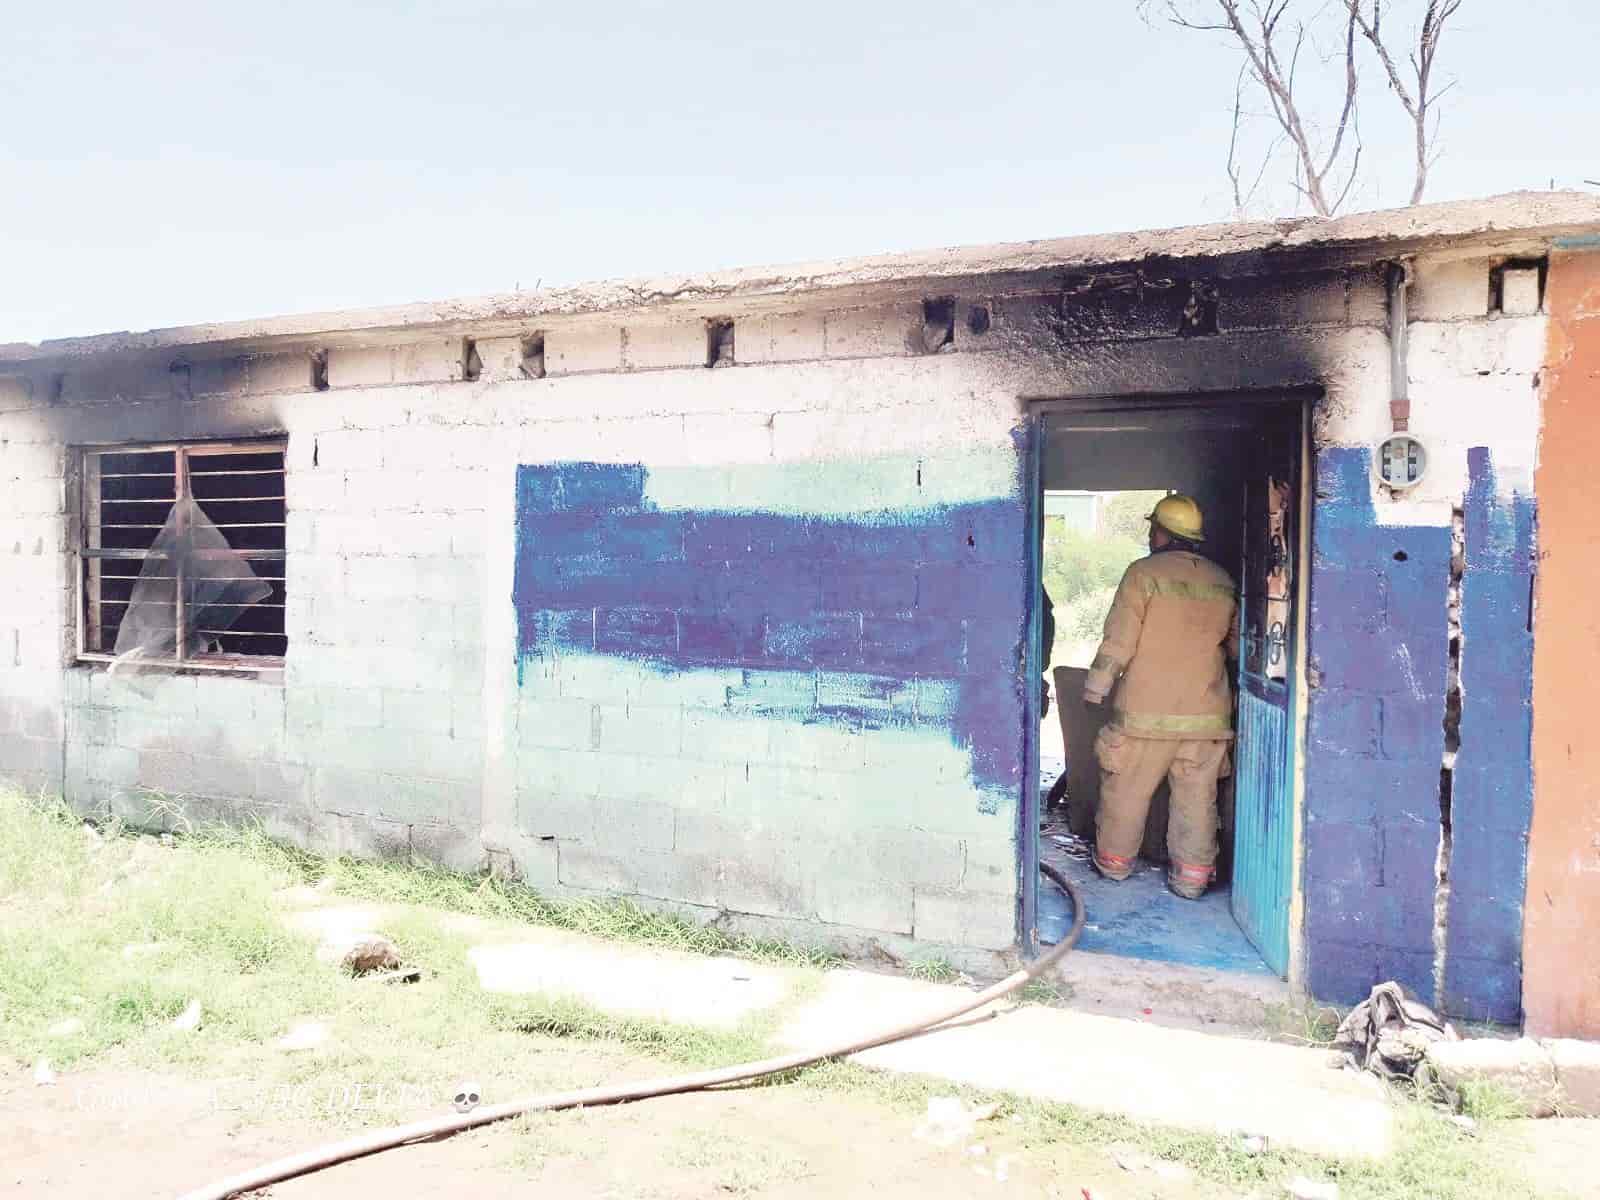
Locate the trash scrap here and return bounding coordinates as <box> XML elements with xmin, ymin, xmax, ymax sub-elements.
<box><xmin>171</xmin><ymin>1000</ymin><xmax>203</xmax><ymax>1032</ymax></box>
<box><xmin>913</xmin><ymin>1096</ymin><xmax>1001</xmax><ymax>1148</ymax></box>
<box><xmin>276</xmin><ymin>1022</ymin><xmax>329</xmax><ymax>1052</ymax></box>
<box><xmin>33</xmin><ymin>1059</ymin><xmax>56</xmax><ymax>1086</ymax></box>
<box><xmin>1332</xmin><ymin>981</ymin><xmax>1457</xmax><ymax>1080</ymax></box>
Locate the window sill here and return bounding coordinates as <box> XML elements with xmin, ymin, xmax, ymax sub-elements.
<box><xmin>74</xmin><ymin>654</ymin><xmax>285</xmax><ymax>683</ymax></box>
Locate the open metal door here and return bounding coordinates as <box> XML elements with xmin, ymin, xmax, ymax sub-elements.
<box><xmin>1230</xmin><ymin>414</ymin><xmax>1302</xmax><ymax>978</ymax></box>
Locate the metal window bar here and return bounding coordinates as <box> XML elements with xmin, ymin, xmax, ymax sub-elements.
<box><xmin>81</xmin><ymin>440</ymin><xmax>288</xmax><ymax>666</ymax></box>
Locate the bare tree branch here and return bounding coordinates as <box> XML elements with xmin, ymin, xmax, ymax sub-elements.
<box><xmin>1348</xmin><ymin>0</ymin><xmax>1464</xmax><ymax>204</ymax></box>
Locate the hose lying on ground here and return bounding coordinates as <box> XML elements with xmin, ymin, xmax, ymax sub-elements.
<box><xmin>177</xmin><ymin>866</ymin><xmax>1084</xmax><ymax>1200</ymax></box>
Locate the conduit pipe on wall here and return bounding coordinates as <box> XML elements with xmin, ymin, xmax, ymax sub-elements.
<box><xmin>176</xmin><ymin>868</ymin><xmax>1087</xmax><ymax>1200</ymax></box>
<box><xmin>1387</xmin><ymin>260</ymin><xmax>1414</xmax><ymax>432</ymax></box>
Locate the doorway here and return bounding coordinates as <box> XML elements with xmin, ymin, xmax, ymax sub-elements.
<box><xmin>1028</xmin><ymin>396</ymin><xmax>1307</xmax><ymax>979</ymax></box>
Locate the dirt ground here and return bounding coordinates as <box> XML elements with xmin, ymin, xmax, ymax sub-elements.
<box><xmin>4</xmin><ymin>1061</ymin><xmax>1239</xmax><ymax>1200</ymax></box>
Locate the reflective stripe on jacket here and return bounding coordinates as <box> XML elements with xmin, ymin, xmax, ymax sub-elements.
<box><xmin>1083</xmin><ymin>549</ymin><xmax>1239</xmax><ymax>741</ymax></box>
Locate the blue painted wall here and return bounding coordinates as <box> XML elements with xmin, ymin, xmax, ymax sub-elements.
<box><xmin>1304</xmin><ymin>446</ymin><xmax>1535</xmax><ymax>1022</ymax></box>
<box><xmin>513</xmin><ymin>462</ymin><xmax>1027</xmax><ymax>795</ymax></box>
<box><xmin>1305</xmin><ymin>446</ymin><xmax>1452</xmax><ymax>1006</ymax></box>
<box><xmin>1444</xmin><ymin>448</ymin><xmax>1536</xmax><ymax>1023</ymax></box>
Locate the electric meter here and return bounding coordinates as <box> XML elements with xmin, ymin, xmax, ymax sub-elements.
<box><xmin>1374</xmin><ymin>434</ymin><xmax>1427</xmax><ymax>491</ymax></box>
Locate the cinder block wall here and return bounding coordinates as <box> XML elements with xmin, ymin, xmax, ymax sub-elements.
<box><xmin>1300</xmin><ymin>254</ymin><xmax>1544</xmax><ymax>1023</ymax></box>
<box><xmin>0</xmin><ymin>248</ymin><xmax>1554</xmax><ymax>995</ymax></box>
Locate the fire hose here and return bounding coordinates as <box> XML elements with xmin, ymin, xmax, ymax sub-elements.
<box><xmin>177</xmin><ymin>864</ymin><xmax>1084</xmax><ymax>1200</ymax></box>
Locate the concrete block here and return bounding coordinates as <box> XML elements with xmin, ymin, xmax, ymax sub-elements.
<box><xmin>1545</xmin><ymin>1039</ymin><xmax>1600</xmax><ymax>1116</ymax></box>
<box><xmin>814</xmin><ymin>876</ymin><xmax>913</xmax><ymax>935</ymax></box>
<box><xmin>1410</xmin><ymin>256</ymin><xmax>1492</xmax><ymax>321</ymax></box>
<box><xmin>716</xmin><ymin>846</ymin><xmax>814</xmax><ymax>919</ymax></box>
<box><xmin>248</xmin><ymin>353</ymin><xmax>318</xmax><ymax>394</ymax></box>
<box><xmin>1500</xmin><ymin>267</ymin><xmax>1542</xmax><ymax>316</ymax></box>
<box><xmin>312</xmin><ymin>765</ymin><xmax>388</xmax><ymax>815</ymax></box>
<box><xmin>373</xmin><ymin>772</ymin><xmax>475</xmax><ymax>826</ymax></box>
<box><xmin>912</xmin><ymin>887</ymin><xmax>1016</xmax><ymax>950</ymax></box>
<box><xmin>1407</xmin><ymin>317</ymin><xmax>1546</xmax><ymax>380</ymax></box>
<box><xmin>546</xmin><ymin>325</ymin><xmax>622</xmax><ymax>375</ymax></box>
<box><xmin>1345</xmin><ymin>266</ymin><xmax>1389</xmax><ymax>326</ymax></box>
<box><xmin>825</xmin><ymin>305</ymin><xmax>920</xmax><ymax>359</ymax></box>
<box><xmin>1307</xmin><ymin>691</ymin><xmax>1380</xmax><ymax>756</ymax></box>
<box><xmin>0</xmin><ymin>376</ymin><xmax>34</xmax><ymax>412</ymax></box>
<box><xmin>1424</xmin><ymin>1038</ymin><xmax>1560</xmax><ymax>1116</ymax></box>
<box><xmin>1220</xmin><ymin>271</ymin><xmax>1348</xmax><ymax>331</ymax></box>
<box><xmin>394</xmin><ymin>339</ymin><xmax>468</xmax><ymax>384</ymax></box>
<box><xmin>680</xmin><ymin>708</ymin><xmax>771</xmax><ymax>764</ymax></box>
<box><xmin>407</xmin><ymin>820</ymin><xmax>484</xmax><ymax>873</ymax></box>
<box><xmin>623</xmin><ymin>321</ymin><xmax>706</xmax><ymax>371</ymax></box>
<box><xmin>502</xmin><ymin>834</ymin><xmax>561</xmax><ymax>889</ymax></box>
<box><xmin>327</xmin><ymin>347</ymin><xmax>395</xmax><ymax>389</ymax></box>
<box><xmin>254</xmin><ymin>759</ymin><xmax>311</xmax><ymax>806</ymax></box>
<box><xmin>515</xmin><ymin>788</ymin><xmax>596</xmax><ymax>841</ymax></box>
<box><xmin>557</xmin><ymin>844</ymin><xmax>643</xmax><ymax>893</ymax></box>
<box><xmin>595</xmin><ymin>703</ymin><xmax>682</xmax><ymax>758</ymax></box>
<box><xmin>683</xmin><ymin>412</ymin><xmax>772</xmax><ymax>462</ymax></box>
<box><xmin>59</xmin><ymin>363</ymin><xmax>172</xmax><ymax>406</ymax></box>
<box><xmin>517</xmin><ymin>698</ymin><xmax>597</xmax><ymax>751</ymax></box>
<box><xmin>8</xmin><ymin>476</ymin><xmax>64</xmax><ymax>516</ymax></box>
<box><xmin>303</xmin><ymin>808</ymin><xmax>411</xmax><ymax>861</ymax></box>
<box><xmin>516</xmin><ymin>746</ymin><xmax>603</xmax><ymax>803</ymax></box>
<box><xmin>473</xmin><ymin>335</ymin><xmax>531</xmax><ymax>382</ymax></box>
<box><xmin>0</xmin><ymin>731</ymin><xmax>62</xmax><ymax>776</ymax></box>
<box><xmin>312</xmin><ymin>428</ymin><xmax>383</xmax><ymax>471</ymax></box>
<box><xmin>736</xmin><ymin>313</ymin><xmax>826</xmax><ymax>364</ymax></box>
<box><xmin>286</xmin><ymin>469</ymin><xmax>346</xmax><ymax>512</ymax></box>
<box><xmin>590</xmin><ymin>795</ymin><xmax>675</xmax><ymax>852</ymax></box>
<box><xmin>381</xmin><ymin>688</ymin><xmax>453</xmax><ymax>734</ymax></box>
<box><xmin>633</xmin><ymin>848</ymin><xmax>721</xmax><ymax>907</ymax></box>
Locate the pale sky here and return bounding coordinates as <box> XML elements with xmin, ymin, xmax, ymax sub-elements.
<box><xmin>3</xmin><ymin>1</ymin><xmax>1595</xmax><ymax>344</ymax></box>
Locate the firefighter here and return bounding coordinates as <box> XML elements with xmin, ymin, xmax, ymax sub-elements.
<box><xmin>1082</xmin><ymin>494</ymin><xmax>1239</xmax><ymax>900</ymax></box>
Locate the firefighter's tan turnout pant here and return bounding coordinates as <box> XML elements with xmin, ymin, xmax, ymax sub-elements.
<box><xmin>1093</xmin><ymin>726</ymin><xmax>1230</xmax><ymax>880</ymax></box>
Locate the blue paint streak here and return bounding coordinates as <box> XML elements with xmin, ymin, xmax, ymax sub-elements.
<box><xmin>1443</xmin><ymin>447</ymin><xmax>1536</xmax><ymax>1024</ymax></box>
<box><xmin>513</xmin><ymin>463</ymin><xmax>1026</xmax><ymax>792</ymax></box>
<box><xmin>1304</xmin><ymin>447</ymin><xmax>1535</xmax><ymax>1020</ymax></box>
<box><xmin>1305</xmin><ymin>447</ymin><xmax>1452</xmax><ymax>1006</ymax></box>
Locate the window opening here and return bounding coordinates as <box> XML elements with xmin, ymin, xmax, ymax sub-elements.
<box><xmin>81</xmin><ymin>440</ymin><xmax>287</xmax><ymax>669</ymax></box>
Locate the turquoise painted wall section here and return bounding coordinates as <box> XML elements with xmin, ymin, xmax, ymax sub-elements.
<box><xmin>509</xmin><ymin>453</ymin><xmax>1026</xmax><ymax>949</ymax></box>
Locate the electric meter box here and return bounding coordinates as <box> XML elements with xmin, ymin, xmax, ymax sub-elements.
<box><xmin>1374</xmin><ymin>433</ymin><xmax>1427</xmax><ymax>491</ymax></box>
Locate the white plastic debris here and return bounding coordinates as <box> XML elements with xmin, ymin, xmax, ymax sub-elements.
<box><xmin>47</xmin><ymin>1018</ymin><xmax>84</xmax><ymax>1038</ymax></box>
<box><xmin>276</xmin><ymin>1021</ymin><xmax>329</xmax><ymax>1052</ymax></box>
<box><xmin>171</xmin><ymin>1000</ymin><xmax>202</xmax><ymax>1032</ymax></box>
<box><xmin>912</xmin><ymin>1096</ymin><xmax>1001</xmax><ymax>1147</ymax></box>
<box><xmin>994</xmin><ymin>1155</ymin><xmax>1012</xmax><ymax>1183</ymax></box>
<box><xmin>34</xmin><ymin>1059</ymin><xmax>56</xmax><ymax>1086</ymax></box>
<box><xmin>1242</xmin><ymin>1134</ymin><xmax>1269</xmax><ymax>1155</ymax></box>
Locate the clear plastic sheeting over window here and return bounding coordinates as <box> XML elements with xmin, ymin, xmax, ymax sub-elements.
<box><xmin>110</xmin><ymin>497</ymin><xmax>272</xmax><ymax>677</ymax></box>
<box><xmin>79</xmin><ymin>440</ymin><xmax>288</xmax><ymax>674</ymax></box>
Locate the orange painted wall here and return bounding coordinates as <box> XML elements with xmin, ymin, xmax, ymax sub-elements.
<box><xmin>1527</xmin><ymin>246</ymin><xmax>1600</xmax><ymax>1038</ymax></box>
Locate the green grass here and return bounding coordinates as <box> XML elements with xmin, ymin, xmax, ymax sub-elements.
<box><xmin>256</xmin><ymin>835</ymin><xmax>841</xmax><ymax>970</ymax></box>
<box><xmin>0</xmin><ymin>790</ymin><xmax>1573</xmax><ymax>1199</ymax></box>
<box><xmin>904</xmin><ymin>957</ymin><xmax>959</xmax><ymax>984</ymax></box>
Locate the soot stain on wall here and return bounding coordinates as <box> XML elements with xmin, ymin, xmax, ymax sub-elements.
<box><xmin>511</xmin><ymin>462</ymin><xmax>1028</xmax><ymax>797</ymax></box>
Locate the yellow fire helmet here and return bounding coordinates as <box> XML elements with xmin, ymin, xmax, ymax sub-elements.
<box><xmin>1149</xmin><ymin>494</ymin><xmax>1205</xmax><ymax>542</ymax></box>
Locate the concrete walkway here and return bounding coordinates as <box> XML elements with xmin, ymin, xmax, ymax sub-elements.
<box><xmin>279</xmin><ymin>891</ymin><xmax>1394</xmax><ymax>1161</ymax></box>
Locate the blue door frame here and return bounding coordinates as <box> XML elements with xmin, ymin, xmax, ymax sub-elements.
<box><xmin>1019</xmin><ymin>413</ymin><xmax>1044</xmax><ymax>957</ymax></box>
<box><xmin>1019</xmin><ymin>395</ymin><xmax>1310</xmax><ymax>974</ymax></box>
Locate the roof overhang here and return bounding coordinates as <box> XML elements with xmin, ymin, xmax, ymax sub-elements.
<box><xmin>5</xmin><ymin>190</ymin><xmax>1599</xmax><ymax>369</ymax></box>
